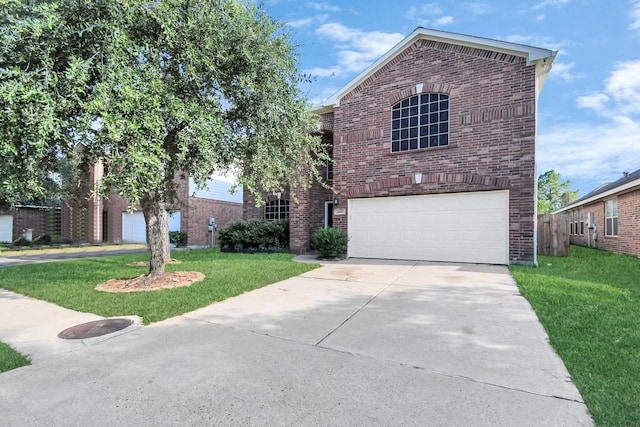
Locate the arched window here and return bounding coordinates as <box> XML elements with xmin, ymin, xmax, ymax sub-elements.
<box><xmin>391</xmin><ymin>93</ymin><xmax>449</xmax><ymax>152</ymax></box>
<box><xmin>265</xmin><ymin>199</ymin><xmax>289</xmax><ymax>221</ymax></box>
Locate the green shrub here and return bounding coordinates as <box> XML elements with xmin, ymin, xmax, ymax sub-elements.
<box><xmin>219</xmin><ymin>219</ymin><xmax>289</xmax><ymax>253</ymax></box>
<box><xmin>32</xmin><ymin>234</ymin><xmax>51</xmax><ymax>245</ymax></box>
<box><xmin>169</xmin><ymin>231</ymin><xmax>188</xmax><ymax>247</ymax></box>
<box><xmin>310</xmin><ymin>227</ymin><xmax>347</xmax><ymax>258</ymax></box>
<box><xmin>12</xmin><ymin>236</ymin><xmax>30</xmax><ymax>246</ymax></box>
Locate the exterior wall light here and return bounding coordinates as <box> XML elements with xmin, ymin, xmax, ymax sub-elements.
<box><xmin>333</xmin><ymin>197</ymin><xmax>340</xmax><ymax>205</ymax></box>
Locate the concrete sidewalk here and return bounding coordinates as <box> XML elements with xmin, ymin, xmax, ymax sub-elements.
<box><xmin>0</xmin><ymin>259</ymin><xmax>593</xmax><ymax>426</ymax></box>
<box><xmin>0</xmin><ymin>245</ymin><xmax>149</xmax><ymax>268</ymax></box>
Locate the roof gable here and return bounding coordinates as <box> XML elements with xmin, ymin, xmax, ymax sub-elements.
<box><xmin>313</xmin><ymin>27</ymin><xmax>557</xmax><ymax>114</ymax></box>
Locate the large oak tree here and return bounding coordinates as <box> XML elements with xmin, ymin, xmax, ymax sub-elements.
<box><xmin>1</xmin><ymin>0</ymin><xmax>327</xmax><ymax>275</ymax></box>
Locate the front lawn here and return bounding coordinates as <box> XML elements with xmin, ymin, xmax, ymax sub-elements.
<box><xmin>0</xmin><ymin>249</ymin><xmax>319</xmax><ymax>324</ymax></box>
<box><xmin>0</xmin><ymin>341</ymin><xmax>30</xmax><ymax>373</ymax></box>
<box><xmin>510</xmin><ymin>245</ymin><xmax>640</xmax><ymax>426</ymax></box>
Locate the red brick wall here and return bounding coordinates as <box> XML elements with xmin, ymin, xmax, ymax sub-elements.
<box><xmin>295</xmin><ymin>39</ymin><xmax>539</xmax><ymax>263</ymax></box>
<box><xmin>11</xmin><ymin>206</ymin><xmax>61</xmax><ymax>242</ymax></box>
<box><xmin>64</xmin><ymin>172</ymin><xmax>242</xmax><ymax>246</ymax></box>
<box><xmin>569</xmin><ymin>190</ymin><xmax>640</xmax><ymax>257</ymax></box>
<box><xmin>181</xmin><ymin>196</ymin><xmax>242</xmax><ymax>247</ymax></box>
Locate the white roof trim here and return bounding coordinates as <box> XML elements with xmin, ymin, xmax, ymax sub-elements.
<box><xmin>312</xmin><ymin>27</ymin><xmax>557</xmax><ymax>113</ymax></box>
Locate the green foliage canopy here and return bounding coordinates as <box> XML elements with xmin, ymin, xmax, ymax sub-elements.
<box><xmin>537</xmin><ymin>169</ymin><xmax>578</xmax><ymax>214</ymax></box>
<box><xmin>1</xmin><ymin>0</ymin><xmax>327</xmax><ymax>273</ymax></box>
<box><xmin>0</xmin><ymin>0</ymin><xmax>327</xmax><ymax>206</ymax></box>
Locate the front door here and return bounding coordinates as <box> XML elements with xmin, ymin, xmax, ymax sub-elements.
<box><xmin>324</xmin><ymin>201</ymin><xmax>334</xmax><ymax>229</ymax></box>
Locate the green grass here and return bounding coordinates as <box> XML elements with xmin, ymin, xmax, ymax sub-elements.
<box><xmin>0</xmin><ymin>341</ymin><xmax>30</xmax><ymax>373</ymax></box>
<box><xmin>0</xmin><ymin>249</ymin><xmax>319</xmax><ymax>325</ymax></box>
<box><xmin>510</xmin><ymin>245</ymin><xmax>640</xmax><ymax>426</ymax></box>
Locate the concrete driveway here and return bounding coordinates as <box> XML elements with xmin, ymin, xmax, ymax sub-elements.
<box><xmin>0</xmin><ymin>259</ymin><xmax>593</xmax><ymax>426</ymax></box>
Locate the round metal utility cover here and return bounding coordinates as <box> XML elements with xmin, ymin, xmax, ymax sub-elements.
<box><xmin>58</xmin><ymin>318</ymin><xmax>133</xmax><ymax>339</ymax></box>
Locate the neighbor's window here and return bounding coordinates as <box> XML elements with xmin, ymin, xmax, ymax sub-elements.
<box><xmin>605</xmin><ymin>199</ymin><xmax>618</xmax><ymax>236</ymax></box>
<box><xmin>265</xmin><ymin>199</ymin><xmax>289</xmax><ymax>221</ymax></box>
<box><xmin>580</xmin><ymin>209</ymin><xmax>584</xmax><ymax>235</ymax></box>
<box><xmin>391</xmin><ymin>93</ymin><xmax>449</xmax><ymax>152</ymax></box>
<box><xmin>569</xmin><ymin>211</ymin><xmax>574</xmax><ymax>235</ymax></box>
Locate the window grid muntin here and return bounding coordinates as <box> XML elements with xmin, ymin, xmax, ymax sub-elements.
<box><xmin>392</xmin><ymin>93</ymin><xmax>449</xmax><ymax>152</ymax></box>
<box><xmin>265</xmin><ymin>199</ymin><xmax>290</xmax><ymax>221</ymax></box>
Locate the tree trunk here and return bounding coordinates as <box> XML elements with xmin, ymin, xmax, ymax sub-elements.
<box><xmin>142</xmin><ymin>196</ymin><xmax>170</xmax><ymax>277</ymax></box>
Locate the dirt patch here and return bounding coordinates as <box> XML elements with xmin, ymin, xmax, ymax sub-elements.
<box><xmin>126</xmin><ymin>258</ymin><xmax>182</xmax><ymax>267</ymax></box>
<box><xmin>95</xmin><ymin>271</ymin><xmax>205</xmax><ymax>293</ymax></box>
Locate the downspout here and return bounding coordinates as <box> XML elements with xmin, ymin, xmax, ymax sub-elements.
<box><xmin>532</xmin><ymin>55</ymin><xmax>556</xmax><ymax>267</ymax></box>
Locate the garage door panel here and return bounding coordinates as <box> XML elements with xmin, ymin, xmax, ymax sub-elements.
<box><xmin>122</xmin><ymin>211</ymin><xmax>181</xmax><ymax>244</ymax></box>
<box><xmin>348</xmin><ymin>191</ymin><xmax>508</xmax><ymax>264</ymax></box>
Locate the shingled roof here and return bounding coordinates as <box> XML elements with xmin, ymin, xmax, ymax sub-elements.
<box><xmin>555</xmin><ymin>168</ymin><xmax>640</xmax><ymax>213</ymax></box>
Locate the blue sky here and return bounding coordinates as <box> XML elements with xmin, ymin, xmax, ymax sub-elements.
<box><xmin>263</xmin><ymin>0</ymin><xmax>640</xmax><ymax>197</ymax></box>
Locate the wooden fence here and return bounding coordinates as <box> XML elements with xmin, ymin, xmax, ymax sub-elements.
<box><xmin>537</xmin><ymin>214</ymin><xmax>570</xmax><ymax>257</ymax></box>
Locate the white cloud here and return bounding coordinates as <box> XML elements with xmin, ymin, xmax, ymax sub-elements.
<box><xmin>540</xmin><ymin>59</ymin><xmax>640</xmax><ymax>189</ymax></box>
<box><xmin>305</xmin><ymin>65</ymin><xmax>340</xmax><ymax>77</ymax></box>
<box><xmin>434</xmin><ymin>16</ymin><xmax>454</xmax><ymax>25</ymax></box>
<box><xmin>405</xmin><ymin>3</ymin><xmax>454</xmax><ymax>27</ymax></box>
<box><xmin>287</xmin><ymin>16</ymin><xmax>317</xmax><ymax>28</ymax></box>
<box><xmin>577</xmin><ymin>60</ymin><xmax>640</xmax><ymax>116</ymax></box>
<box><xmin>310</xmin><ymin>23</ymin><xmax>404</xmax><ymax>76</ymax></box>
<box><xmin>462</xmin><ymin>2</ymin><xmax>491</xmax><ymax>14</ymax></box>
<box><xmin>407</xmin><ymin>3</ymin><xmax>443</xmax><ymax>16</ymax></box>
<box><xmin>308</xmin><ymin>2</ymin><xmax>341</xmax><ymax>12</ymax></box>
<box><xmin>549</xmin><ymin>62</ymin><xmax>579</xmax><ymax>82</ymax></box>
<box><xmin>500</xmin><ymin>34</ymin><xmax>563</xmax><ymax>51</ymax></box>
<box><xmin>604</xmin><ymin>60</ymin><xmax>640</xmax><ymax>114</ymax></box>
<box><xmin>529</xmin><ymin>0</ymin><xmax>570</xmax><ymax>11</ymax></box>
<box><xmin>538</xmin><ymin>118</ymin><xmax>640</xmax><ymax>183</ymax></box>
<box><xmin>630</xmin><ymin>0</ymin><xmax>640</xmax><ymax>29</ymax></box>
<box><xmin>536</xmin><ymin>14</ymin><xmax>545</xmax><ymax>21</ymax></box>
<box><xmin>576</xmin><ymin>93</ymin><xmax>610</xmax><ymax>110</ymax></box>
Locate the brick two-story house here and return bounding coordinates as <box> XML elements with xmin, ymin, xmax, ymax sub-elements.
<box><xmin>63</xmin><ymin>160</ymin><xmax>243</xmax><ymax>247</ymax></box>
<box><xmin>245</xmin><ymin>27</ymin><xmax>556</xmax><ymax>265</ymax></box>
<box><xmin>555</xmin><ymin>169</ymin><xmax>640</xmax><ymax>257</ymax></box>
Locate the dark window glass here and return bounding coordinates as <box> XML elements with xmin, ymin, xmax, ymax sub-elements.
<box><xmin>391</xmin><ymin>93</ymin><xmax>449</xmax><ymax>152</ymax></box>
<box><xmin>265</xmin><ymin>199</ymin><xmax>289</xmax><ymax>221</ymax></box>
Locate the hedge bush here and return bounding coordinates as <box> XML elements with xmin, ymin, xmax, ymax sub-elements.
<box><xmin>219</xmin><ymin>219</ymin><xmax>289</xmax><ymax>253</ymax></box>
<box><xmin>169</xmin><ymin>231</ymin><xmax>187</xmax><ymax>247</ymax></box>
<box><xmin>310</xmin><ymin>227</ymin><xmax>347</xmax><ymax>258</ymax></box>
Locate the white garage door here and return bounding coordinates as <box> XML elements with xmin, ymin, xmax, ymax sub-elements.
<box><xmin>122</xmin><ymin>211</ymin><xmax>181</xmax><ymax>244</ymax></box>
<box><xmin>348</xmin><ymin>190</ymin><xmax>509</xmax><ymax>264</ymax></box>
<box><xmin>0</xmin><ymin>215</ymin><xmax>13</xmax><ymax>243</ymax></box>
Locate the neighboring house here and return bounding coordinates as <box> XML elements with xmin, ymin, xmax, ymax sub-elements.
<box><xmin>555</xmin><ymin>169</ymin><xmax>640</xmax><ymax>257</ymax></box>
<box><xmin>0</xmin><ymin>205</ymin><xmax>61</xmax><ymax>244</ymax></box>
<box><xmin>63</xmin><ymin>161</ymin><xmax>243</xmax><ymax>246</ymax></box>
<box><xmin>244</xmin><ymin>27</ymin><xmax>557</xmax><ymax>265</ymax></box>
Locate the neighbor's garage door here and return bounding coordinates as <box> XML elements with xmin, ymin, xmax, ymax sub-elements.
<box><xmin>0</xmin><ymin>215</ymin><xmax>13</xmax><ymax>243</ymax></box>
<box><xmin>348</xmin><ymin>190</ymin><xmax>509</xmax><ymax>264</ymax></box>
<box><xmin>122</xmin><ymin>211</ymin><xmax>181</xmax><ymax>244</ymax></box>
